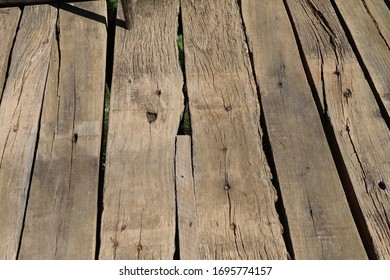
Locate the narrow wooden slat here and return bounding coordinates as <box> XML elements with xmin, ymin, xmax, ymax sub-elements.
<box><xmin>0</xmin><ymin>0</ymin><xmax>100</xmax><ymax>6</ymax></box>
<box><xmin>182</xmin><ymin>0</ymin><xmax>288</xmax><ymax>260</ymax></box>
<box><xmin>18</xmin><ymin>1</ymin><xmax>107</xmax><ymax>259</ymax></box>
<box><xmin>99</xmin><ymin>0</ymin><xmax>183</xmax><ymax>259</ymax></box>
<box><xmin>286</xmin><ymin>0</ymin><xmax>390</xmax><ymax>260</ymax></box>
<box><xmin>333</xmin><ymin>0</ymin><xmax>390</xmax><ymax>120</ymax></box>
<box><xmin>0</xmin><ymin>5</ymin><xmax>57</xmax><ymax>260</ymax></box>
<box><xmin>241</xmin><ymin>0</ymin><xmax>367</xmax><ymax>259</ymax></box>
<box><xmin>0</xmin><ymin>7</ymin><xmax>20</xmax><ymax>99</ymax></box>
<box><xmin>175</xmin><ymin>136</ymin><xmax>198</xmax><ymax>260</ymax></box>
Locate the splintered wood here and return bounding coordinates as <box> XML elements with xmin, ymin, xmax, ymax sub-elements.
<box><xmin>0</xmin><ymin>5</ymin><xmax>57</xmax><ymax>260</ymax></box>
<box><xmin>99</xmin><ymin>0</ymin><xmax>183</xmax><ymax>259</ymax></box>
<box><xmin>181</xmin><ymin>0</ymin><xmax>287</xmax><ymax>260</ymax></box>
<box><xmin>285</xmin><ymin>0</ymin><xmax>390</xmax><ymax>260</ymax></box>
<box><xmin>18</xmin><ymin>1</ymin><xmax>107</xmax><ymax>259</ymax></box>
<box><xmin>241</xmin><ymin>0</ymin><xmax>367</xmax><ymax>259</ymax></box>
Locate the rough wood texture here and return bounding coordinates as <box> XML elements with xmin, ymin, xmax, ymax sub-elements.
<box><xmin>175</xmin><ymin>136</ymin><xmax>198</xmax><ymax>260</ymax></box>
<box><xmin>182</xmin><ymin>0</ymin><xmax>288</xmax><ymax>260</ymax></box>
<box><xmin>0</xmin><ymin>0</ymin><xmax>100</xmax><ymax>6</ymax></box>
<box><xmin>241</xmin><ymin>0</ymin><xmax>367</xmax><ymax>259</ymax></box>
<box><xmin>120</xmin><ymin>0</ymin><xmax>134</xmax><ymax>30</ymax></box>
<box><xmin>99</xmin><ymin>0</ymin><xmax>183</xmax><ymax>259</ymax></box>
<box><xmin>286</xmin><ymin>0</ymin><xmax>390</xmax><ymax>260</ymax></box>
<box><xmin>18</xmin><ymin>1</ymin><xmax>107</xmax><ymax>260</ymax></box>
<box><xmin>0</xmin><ymin>7</ymin><xmax>20</xmax><ymax>99</ymax></box>
<box><xmin>0</xmin><ymin>5</ymin><xmax>57</xmax><ymax>260</ymax></box>
<box><xmin>333</xmin><ymin>0</ymin><xmax>390</xmax><ymax>120</ymax></box>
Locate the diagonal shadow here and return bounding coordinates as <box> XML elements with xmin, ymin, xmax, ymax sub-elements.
<box><xmin>50</xmin><ymin>2</ymin><xmax>107</xmax><ymax>25</ymax></box>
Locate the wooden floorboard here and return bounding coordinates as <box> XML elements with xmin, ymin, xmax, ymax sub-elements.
<box><xmin>0</xmin><ymin>5</ymin><xmax>57</xmax><ymax>260</ymax></box>
<box><xmin>285</xmin><ymin>0</ymin><xmax>390</xmax><ymax>260</ymax></box>
<box><xmin>18</xmin><ymin>1</ymin><xmax>107</xmax><ymax>260</ymax></box>
<box><xmin>181</xmin><ymin>0</ymin><xmax>288</xmax><ymax>260</ymax></box>
<box><xmin>333</xmin><ymin>0</ymin><xmax>390</xmax><ymax>121</ymax></box>
<box><xmin>99</xmin><ymin>0</ymin><xmax>183</xmax><ymax>259</ymax></box>
<box><xmin>241</xmin><ymin>0</ymin><xmax>367</xmax><ymax>259</ymax></box>
<box><xmin>0</xmin><ymin>7</ymin><xmax>20</xmax><ymax>99</ymax></box>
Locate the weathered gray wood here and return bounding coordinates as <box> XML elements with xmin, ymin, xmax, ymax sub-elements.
<box><xmin>0</xmin><ymin>5</ymin><xmax>57</xmax><ymax>260</ymax></box>
<box><xmin>18</xmin><ymin>1</ymin><xmax>107</xmax><ymax>259</ymax></box>
<box><xmin>333</xmin><ymin>0</ymin><xmax>390</xmax><ymax>120</ymax></box>
<box><xmin>99</xmin><ymin>0</ymin><xmax>183</xmax><ymax>259</ymax></box>
<box><xmin>175</xmin><ymin>136</ymin><xmax>198</xmax><ymax>260</ymax></box>
<box><xmin>120</xmin><ymin>0</ymin><xmax>133</xmax><ymax>30</ymax></box>
<box><xmin>286</xmin><ymin>0</ymin><xmax>390</xmax><ymax>260</ymax></box>
<box><xmin>182</xmin><ymin>0</ymin><xmax>288</xmax><ymax>260</ymax></box>
<box><xmin>241</xmin><ymin>0</ymin><xmax>367</xmax><ymax>259</ymax></box>
<box><xmin>0</xmin><ymin>7</ymin><xmax>20</xmax><ymax>99</ymax></box>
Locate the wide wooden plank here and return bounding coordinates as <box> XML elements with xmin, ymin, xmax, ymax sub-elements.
<box><xmin>241</xmin><ymin>0</ymin><xmax>367</xmax><ymax>259</ymax></box>
<box><xmin>175</xmin><ymin>136</ymin><xmax>198</xmax><ymax>260</ymax></box>
<box><xmin>18</xmin><ymin>1</ymin><xmax>107</xmax><ymax>259</ymax></box>
<box><xmin>0</xmin><ymin>5</ymin><xmax>57</xmax><ymax>260</ymax></box>
<box><xmin>99</xmin><ymin>0</ymin><xmax>183</xmax><ymax>259</ymax></box>
<box><xmin>182</xmin><ymin>0</ymin><xmax>288</xmax><ymax>260</ymax></box>
<box><xmin>0</xmin><ymin>7</ymin><xmax>20</xmax><ymax>98</ymax></box>
<box><xmin>333</xmin><ymin>0</ymin><xmax>390</xmax><ymax>120</ymax></box>
<box><xmin>286</xmin><ymin>0</ymin><xmax>390</xmax><ymax>260</ymax></box>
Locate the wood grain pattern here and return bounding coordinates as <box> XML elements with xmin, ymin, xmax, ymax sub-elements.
<box><xmin>286</xmin><ymin>0</ymin><xmax>390</xmax><ymax>260</ymax></box>
<box><xmin>99</xmin><ymin>0</ymin><xmax>183</xmax><ymax>259</ymax></box>
<box><xmin>241</xmin><ymin>0</ymin><xmax>367</xmax><ymax>259</ymax></box>
<box><xmin>0</xmin><ymin>0</ymin><xmax>100</xmax><ymax>6</ymax></box>
<box><xmin>0</xmin><ymin>7</ymin><xmax>20</xmax><ymax>99</ymax></box>
<box><xmin>18</xmin><ymin>1</ymin><xmax>107</xmax><ymax>259</ymax></box>
<box><xmin>182</xmin><ymin>0</ymin><xmax>288</xmax><ymax>260</ymax></box>
<box><xmin>0</xmin><ymin>5</ymin><xmax>57</xmax><ymax>260</ymax></box>
<box><xmin>175</xmin><ymin>136</ymin><xmax>198</xmax><ymax>260</ymax></box>
<box><xmin>333</xmin><ymin>0</ymin><xmax>390</xmax><ymax>120</ymax></box>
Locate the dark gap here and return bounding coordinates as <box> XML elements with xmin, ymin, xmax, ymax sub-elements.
<box><xmin>177</xmin><ymin>1</ymin><xmax>191</xmax><ymax>136</ymax></box>
<box><xmin>95</xmin><ymin>4</ymin><xmax>117</xmax><ymax>260</ymax></box>
<box><xmin>385</xmin><ymin>0</ymin><xmax>390</xmax><ymax>10</ymax></box>
<box><xmin>0</xmin><ymin>6</ymin><xmax>23</xmax><ymax>105</ymax></box>
<box><xmin>237</xmin><ymin>0</ymin><xmax>295</xmax><ymax>260</ymax></box>
<box><xmin>283</xmin><ymin>0</ymin><xmax>377</xmax><ymax>260</ymax></box>
<box><xmin>329</xmin><ymin>0</ymin><xmax>390</xmax><ymax>130</ymax></box>
<box><xmin>173</xmin><ymin>138</ymin><xmax>180</xmax><ymax>260</ymax></box>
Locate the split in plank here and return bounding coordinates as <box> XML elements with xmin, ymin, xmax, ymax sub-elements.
<box><xmin>18</xmin><ymin>1</ymin><xmax>107</xmax><ymax>259</ymax></box>
<box><xmin>99</xmin><ymin>0</ymin><xmax>183</xmax><ymax>260</ymax></box>
<box><xmin>285</xmin><ymin>0</ymin><xmax>390</xmax><ymax>260</ymax></box>
<box><xmin>241</xmin><ymin>0</ymin><xmax>367</xmax><ymax>259</ymax></box>
<box><xmin>0</xmin><ymin>4</ymin><xmax>57</xmax><ymax>260</ymax></box>
<box><xmin>181</xmin><ymin>0</ymin><xmax>288</xmax><ymax>260</ymax></box>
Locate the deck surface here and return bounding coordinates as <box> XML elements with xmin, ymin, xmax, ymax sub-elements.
<box><xmin>0</xmin><ymin>0</ymin><xmax>389</xmax><ymax>260</ymax></box>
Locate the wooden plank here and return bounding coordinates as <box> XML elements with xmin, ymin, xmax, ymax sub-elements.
<box><xmin>18</xmin><ymin>1</ymin><xmax>107</xmax><ymax>259</ymax></box>
<box><xmin>182</xmin><ymin>0</ymin><xmax>288</xmax><ymax>260</ymax></box>
<box><xmin>175</xmin><ymin>136</ymin><xmax>198</xmax><ymax>260</ymax></box>
<box><xmin>286</xmin><ymin>0</ymin><xmax>390</xmax><ymax>260</ymax></box>
<box><xmin>241</xmin><ymin>0</ymin><xmax>367</xmax><ymax>259</ymax></box>
<box><xmin>0</xmin><ymin>0</ymin><xmax>100</xmax><ymax>6</ymax></box>
<box><xmin>99</xmin><ymin>0</ymin><xmax>183</xmax><ymax>260</ymax></box>
<box><xmin>0</xmin><ymin>5</ymin><xmax>57</xmax><ymax>260</ymax></box>
<box><xmin>333</xmin><ymin>0</ymin><xmax>390</xmax><ymax>120</ymax></box>
<box><xmin>0</xmin><ymin>7</ymin><xmax>20</xmax><ymax>99</ymax></box>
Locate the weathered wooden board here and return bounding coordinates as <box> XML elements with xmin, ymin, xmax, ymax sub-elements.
<box><xmin>99</xmin><ymin>0</ymin><xmax>183</xmax><ymax>259</ymax></box>
<box><xmin>181</xmin><ymin>0</ymin><xmax>288</xmax><ymax>260</ymax></box>
<box><xmin>18</xmin><ymin>1</ymin><xmax>107</xmax><ymax>260</ymax></box>
<box><xmin>0</xmin><ymin>7</ymin><xmax>20</xmax><ymax>99</ymax></box>
<box><xmin>0</xmin><ymin>0</ymin><xmax>100</xmax><ymax>6</ymax></box>
<box><xmin>175</xmin><ymin>136</ymin><xmax>198</xmax><ymax>260</ymax></box>
<box><xmin>0</xmin><ymin>5</ymin><xmax>57</xmax><ymax>260</ymax></box>
<box><xmin>333</xmin><ymin>0</ymin><xmax>390</xmax><ymax>120</ymax></box>
<box><xmin>241</xmin><ymin>0</ymin><xmax>367</xmax><ymax>259</ymax></box>
<box><xmin>286</xmin><ymin>0</ymin><xmax>390</xmax><ymax>260</ymax></box>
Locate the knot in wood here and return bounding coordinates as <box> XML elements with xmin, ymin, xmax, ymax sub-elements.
<box><xmin>146</xmin><ymin>112</ymin><xmax>158</xmax><ymax>123</ymax></box>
